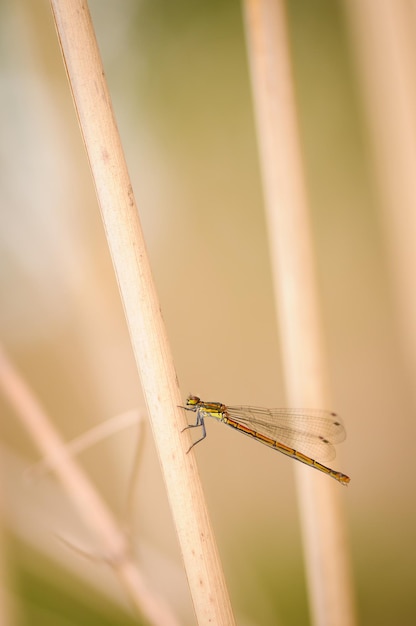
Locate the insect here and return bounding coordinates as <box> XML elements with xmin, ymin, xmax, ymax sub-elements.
<box><xmin>181</xmin><ymin>395</ymin><xmax>350</xmax><ymax>485</ymax></box>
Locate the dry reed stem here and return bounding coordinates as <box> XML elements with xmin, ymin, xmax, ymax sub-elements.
<box><xmin>27</xmin><ymin>409</ymin><xmax>142</xmax><ymax>480</ymax></box>
<box><xmin>344</xmin><ymin>1</ymin><xmax>416</xmax><ymax>392</ymax></box>
<box><xmin>48</xmin><ymin>1</ymin><xmax>235</xmax><ymax>624</ymax></box>
<box><xmin>0</xmin><ymin>345</ymin><xmax>178</xmax><ymax>626</ymax></box>
<box><xmin>243</xmin><ymin>1</ymin><xmax>355</xmax><ymax>625</ymax></box>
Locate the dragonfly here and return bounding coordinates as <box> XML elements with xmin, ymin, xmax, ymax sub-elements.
<box><xmin>181</xmin><ymin>395</ymin><xmax>350</xmax><ymax>485</ymax></box>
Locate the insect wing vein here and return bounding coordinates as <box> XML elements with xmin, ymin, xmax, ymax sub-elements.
<box><xmin>225</xmin><ymin>405</ymin><xmax>345</xmax><ymax>462</ymax></box>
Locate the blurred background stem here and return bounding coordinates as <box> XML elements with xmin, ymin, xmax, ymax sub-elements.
<box><xmin>0</xmin><ymin>344</ymin><xmax>178</xmax><ymax>626</ymax></box>
<box><xmin>243</xmin><ymin>1</ymin><xmax>355</xmax><ymax>624</ymax></box>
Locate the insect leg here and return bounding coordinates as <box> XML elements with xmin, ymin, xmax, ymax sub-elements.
<box><xmin>181</xmin><ymin>409</ymin><xmax>207</xmax><ymax>452</ymax></box>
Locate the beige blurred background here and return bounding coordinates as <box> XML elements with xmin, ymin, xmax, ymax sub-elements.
<box><xmin>1</xmin><ymin>1</ymin><xmax>415</xmax><ymax>625</ymax></box>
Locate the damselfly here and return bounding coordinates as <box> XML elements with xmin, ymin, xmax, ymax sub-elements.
<box><xmin>182</xmin><ymin>395</ymin><xmax>350</xmax><ymax>485</ymax></box>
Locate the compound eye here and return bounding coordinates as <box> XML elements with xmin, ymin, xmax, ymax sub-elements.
<box><xmin>186</xmin><ymin>395</ymin><xmax>200</xmax><ymax>407</ymax></box>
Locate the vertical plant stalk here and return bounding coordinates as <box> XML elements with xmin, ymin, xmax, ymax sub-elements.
<box><xmin>48</xmin><ymin>1</ymin><xmax>235</xmax><ymax>624</ymax></box>
<box><xmin>344</xmin><ymin>1</ymin><xmax>416</xmax><ymax>395</ymax></box>
<box><xmin>243</xmin><ymin>1</ymin><xmax>355</xmax><ymax>625</ymax></box>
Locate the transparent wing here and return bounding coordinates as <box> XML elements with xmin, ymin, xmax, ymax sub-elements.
<box><xmin>225</xmin><ymin>405</ymin><xmax>346</xmax><ymax>462</ymax></box>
